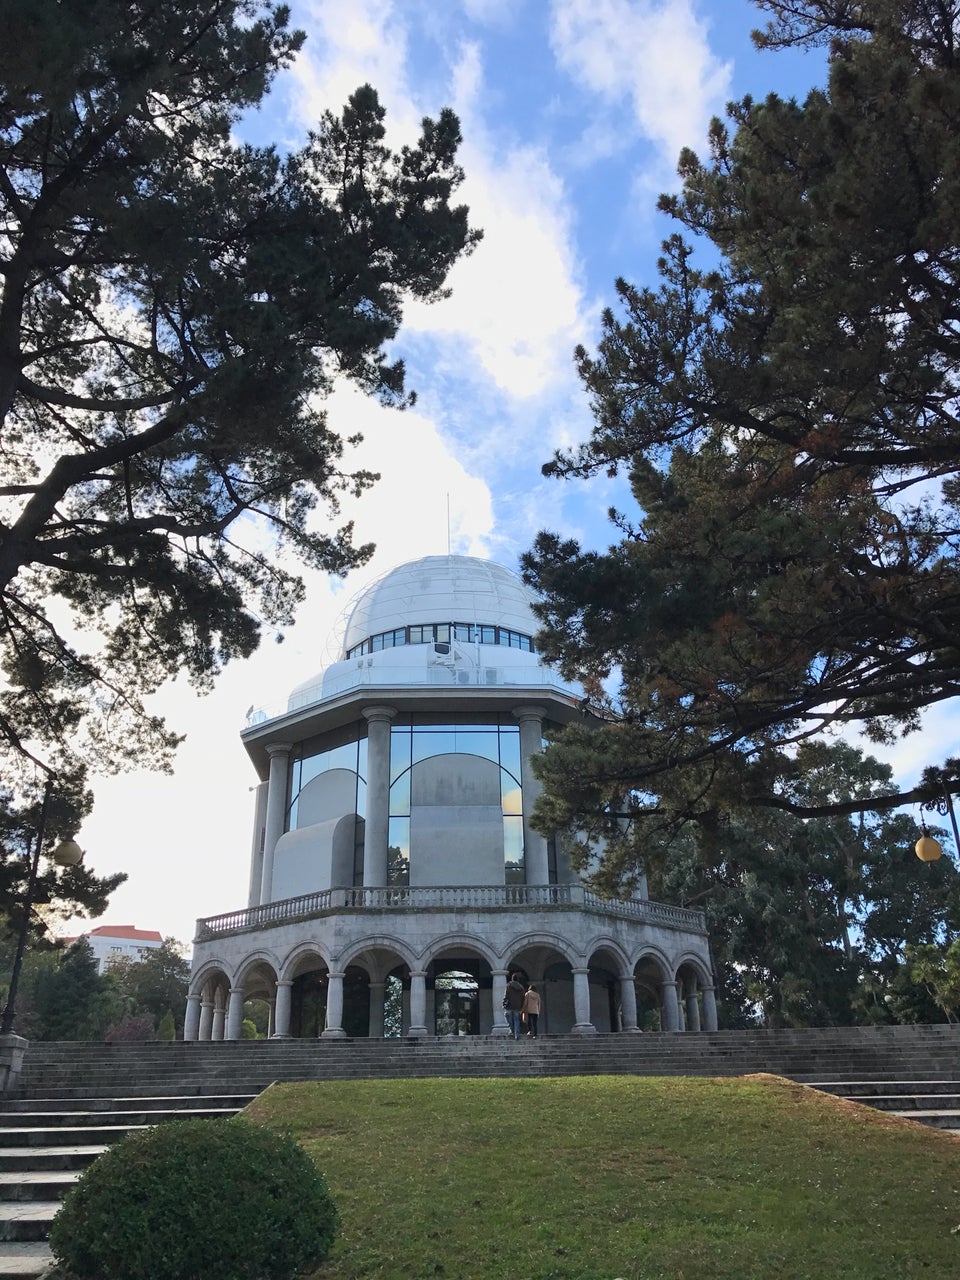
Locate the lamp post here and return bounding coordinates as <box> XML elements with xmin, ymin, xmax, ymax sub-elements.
<box><xmin>0</xmin><ymin>775</ymin><xmax>85</xmax><ymax>1037</ymax></box>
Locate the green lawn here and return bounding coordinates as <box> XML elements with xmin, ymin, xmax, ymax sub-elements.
<box><xmin>245</xmin><ymin>1074</ymin><xmax>960</xmax><ymax>1280</ymax></box>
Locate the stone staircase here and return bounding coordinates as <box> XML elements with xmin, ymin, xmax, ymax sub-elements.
<box><xmin>1</xmin><ymin>1025</ymin><xmax>957</xmax><ymax>1277</ymax></box>
<box><xmin>0</xmin><ymin>1092</ymin><xmax>256</xmax><ymax>1279</ymax></box>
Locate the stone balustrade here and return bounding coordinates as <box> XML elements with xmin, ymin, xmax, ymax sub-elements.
<box><xmin>194</xmin><ymin>884</ymin><xmax>706</xmax><ymax>942</ymax></box>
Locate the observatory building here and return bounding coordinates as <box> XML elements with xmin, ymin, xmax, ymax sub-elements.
<box><xmin>186</xmin><ymin>555</ymin><xmax>716</xmax><ymax>1039</ymax></box>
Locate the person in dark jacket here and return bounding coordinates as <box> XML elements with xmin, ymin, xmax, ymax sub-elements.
<box><xmin>504</xmin><ymin>972</ymin><xmax>525</xmax><ymax>1039</ymax></box>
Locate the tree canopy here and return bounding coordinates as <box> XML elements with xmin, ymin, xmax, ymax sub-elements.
<box><xmin>523</xmin><ymin>0</ymin><xmax>960</xmax><ymax>876</ymax></box>
<box><xmin>0</xmin><ymin>0</ymin><xmax>479</xmax><ymax>842</ymax></box>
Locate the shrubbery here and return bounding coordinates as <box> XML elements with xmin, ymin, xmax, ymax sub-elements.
<box><xmin>49</xmin><ymin>1117</ymin><xmax>339</xmax><ymax>1280</ymax></box>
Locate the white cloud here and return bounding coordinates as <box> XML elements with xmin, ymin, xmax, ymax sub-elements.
<box><xmin>549</xmin><ymin>0</ymin><xmax>732</xmax><ymax>167</ymax></box>
<box><xmin>402</xmin><ymin>41</ymin><xmax>591</xmax><ymax>405</ymax></box>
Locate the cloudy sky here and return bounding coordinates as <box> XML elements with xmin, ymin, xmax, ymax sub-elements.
<box><xmin>63</xmin><ymin>0</ymin><xmax>955</xmax><ymax>950</ymax></box>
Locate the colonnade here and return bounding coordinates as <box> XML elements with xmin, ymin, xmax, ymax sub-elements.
<box><xmin>185</xmin><ymin>962</ymin><xmax>719</xmax><ymax>1040</ymax></box>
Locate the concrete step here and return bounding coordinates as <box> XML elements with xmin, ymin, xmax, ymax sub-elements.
<box><xmin>0</xmin><ymin>1125</ymin><xmax>147</xmax><ymax>1148</ymax></box>
<box><xmin>0</xmin><ymin>1203</ymin><xmax>61</xmax><ymax>1244</ymax></box>
<box><xmin>0</xmin><ymin>1172</ymin><xmax>78</xmax><ymax>1203</ymax></box>
<box><xmin>0</xmin><ymin>1240</ymin><xmax>55</xmax><ymax>1278</ymax></box>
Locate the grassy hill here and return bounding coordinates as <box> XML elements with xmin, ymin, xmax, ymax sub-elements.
<box><xmin>245</xmin><ymin>1074</ymin><xmax>960</xmax><ymax>1280</ymax></box>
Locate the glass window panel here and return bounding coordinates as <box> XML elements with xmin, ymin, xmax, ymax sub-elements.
<box><xmin>394</xmin><ymin>629</ymin><xmax>407</xmax><ymax>646</ymax></box>
<box><xmin>503</xmin><ymin>815</ymin><xmax>525</xmax><ymax>884</ymax></box>
<box><xmin>501</xmin><ymin>772</ymin><xmax>523</xmax><ymax>814</ymax></box>
<box><xmin>389</xmin><ymin>725</ymin><xmax>410</xmax><ymax>783</ymax></box>
<box><xmin>435</xmin><ymin>624</ymin><xmax>450</xmax><ymax>642</ymax></box>
<box><xmin>480</xmin><ymin>625</ymin><xmax>496</xmax><ymax>644</ymax></box>
<box><xmin>389</xmin><ymin>767</ymin><xmax>411</xmax><ymax>816</ymax></box>
<box><xmin>388</xmin><ymin>817</ymin><xmax>410</xmax><ymax>886</ymax></box>
<box><xmin>453</xmin><ymin>623</ymin><xmax>472</xmax><ymax>641</ymax></box>
<box><xmin>454</xmin><ymin>730</ymin><xmax>499</xmax><ymax>762</ymax></box>
<box><xmin>357</xmin><ymin>736</ymin><xmax>368</xmax><ymax>784</ymax></box>
<box><xmin>356</xmin><ymin>776</ymin><xmax>367</xmax><ymax>820</ymax></box>
<box><xmin>412</xmin><ymin>730</ymin><xmax>454</xmax><ymax>764</ymax></box>
<box><xmin>371</xmin><ymin>633</ymin><xmax>384</xmax><ymax>651</ymax></box>
<box><xmin>498</xmin><ymin>727</ymin><xmax>522</xmax><ymax>780</ymax></box>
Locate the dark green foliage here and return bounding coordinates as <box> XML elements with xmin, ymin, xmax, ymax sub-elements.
<box><xmin>0</xmin><ymin>0</ymin><xmax>479</xmax><ymax>830</ymax></box>
<box><xmin>49</xmin><ymin>1117</ymin><xmax>339</xmax><ymax>1280</ymax></box>
<box><xmin>103</xmin><ymin>938</ymin><xmax>190</xmax><ymax>1033</ymax></box>
<box><xmin>524</xmin><ymin>0</ymin><xmax>960</xmax><ymax>875</ymax></box>
<box><xmin>156</xmin><ymin>1010</ymin><xmax>176</xmax><ymax>1041</ymax></box>
<box><xmin>28</xmin><ymin>939</ymin><xmax>114</xmax><ymax>1041</ymax></box>
<box><xmin>648</xmin><ymin>744</ymin><xmax>960</xmax><ymax>1027</ymax></box>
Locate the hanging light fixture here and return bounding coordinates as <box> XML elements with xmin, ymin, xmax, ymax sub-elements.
<box><xmin>915</xmin><ymin>831</ymin><xmax>943</xmax><ymax>862</ymax></box>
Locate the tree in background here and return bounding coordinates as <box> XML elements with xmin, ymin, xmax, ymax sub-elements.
<box><xmin>523</xmin><ymin>0</ymin><xmax>960</xmax><ymax>880</ymax></box>
<box><xmin>104</xmin><ymin>938</ymin><xmax>190</xmax><ymax>1035</ymax></box>
<box><xmin>28</xmin><ymin>938</ymin><xmax>114</xmax><ymax>1040</ymax></box>
<box><xmin>0</xmin><ymin>0</ymin><xmax>479</xmax><ymax>838</ymax></box>
<box><xmin>648</xmin><ymin>745</ymin><xmax>960</xmax><ymax>1027</ymax></box>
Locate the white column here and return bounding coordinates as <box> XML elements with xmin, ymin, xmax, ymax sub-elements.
<box><xmin>226</xmin><ymin>987</ymin><xmax>245</xmax><ymax>1040</ymax></box>
<box><xmin>701</xmin><ymin>985</ymin><xmax>719</xmax><ymax>1032</ymax></box>
<box><xmin>490</xmin><ymin>969</ymin><xmax>510</xmax><ymax>1037</ymax></box>
<box><xmin>408</xmin><ymin>970</ymin><xmax>428</xmax><ymax>1037</ymax></box>
<box><xmin>513</xmin><ymin>705</ymin><xmax>550</xmax><ymax>884</ymax></box>
<box><xmin>619</xmin><ymin>975</ymin><xmax>641</xmax><ymax>1033</ymax></box>
<box><xmin>322</xmin><ymin>971</ymin><xmax>346</xmax><ymax>1038</ymax></box>
<box><xmin>198</xmin><ymin>998</ymin><xmax>214</xmax><ymax>1041</ymax></box>
<box><xmin>211</xmin><ymin>996</ymin><xmax>226</xmax><ymax>1042</ymax></box>
<box><xmin>274</xmin><ymin>980</ymin><xmax>292</xmax><ymax>1037</ymax></box>
<box><xmin>368</xmin><ymin>982</ymin><xmax>385</xmax><ymax>1037</ymax></box>
<box><xmin>362</xmin><ymin>707</ymin><xmax>396</xmax><ymax>887</ymax></box>
<box><xmin>571</xmin><ymin>967</ymin><xmax>596</xmax><ymax>1034</ymax></box>
<box><xmin>260</xmin><ymin>743</ymin><xmax>293</xmax><ymax>904</ymax></box>
<box><xmin>183</xmin><ymin>994</ymin><xmax>202</xmax><ymax>1041</ymax></box>
<box><xmin>247</xmin><ymin>782</ymin><xmax>269</xmax><ymax>908</ymax></box>
<box><xmin>684</xmin><ymin>979</ymin><xmax>702</xmax><ymax>1033</ymax></box>
<box><xmin>662</xmin><ymin>981</ymin><xmax>682</xmax><ymax>1032</ymax></box>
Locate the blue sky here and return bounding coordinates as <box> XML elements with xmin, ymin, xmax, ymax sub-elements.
<box><xmin>64</xmin><ymin>1</ymin><xmax>955</xmax><ymax>948</ymax></box>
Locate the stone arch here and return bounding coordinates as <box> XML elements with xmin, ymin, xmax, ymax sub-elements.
<box><xmin>506</xmin><ymin>935</ymin><xmax>580</xmax><ymax>1036</ymax></box>
<box><xmin>586</xmin><ymin>941</ymin><xmax>632</xmax><ymax>1033</ymax></box>
<box><xmin>338</xmin><ymin>936</ymin><xmax>417</xmax><ymax>1037</ymax></box>
<box><xmin>185</xmin><ymin>962</ymin><xmax>230</xmax><ymax>1041</ymax></box>
<box><xmin>674</xmin><ymin>952</ymin><xmax>718</xmax><ymax>1032</ymax></box>
<box><xmin>632</xmin><ymin>947</ymin><xmax>677</xmax><ymax>1033</ymax></box>
<box><xmin>278</xmin><ymin>940</ymin><xmax>332</xmax><ymax>982</ymax></box>
<box><xmin>422</xmin><ymin>935</ymin><xmax>501</xmax><ymax>1036</ymax></box>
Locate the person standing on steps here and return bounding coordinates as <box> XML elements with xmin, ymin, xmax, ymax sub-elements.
<box><xmin>504</xmin><ymin>972</ymin><xmax>525</xmax><ymax>1039</ymax></box>
<box><xmin>521</xmin><ymin>982</ymin><xmax>541</xmax><ymax>1038</ymax></box>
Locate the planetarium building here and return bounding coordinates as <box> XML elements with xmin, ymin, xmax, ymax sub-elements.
<box><xmin>186</xmin><ymin>555</ymin><xmax>717</xmax><ymax>1040</ymax></box>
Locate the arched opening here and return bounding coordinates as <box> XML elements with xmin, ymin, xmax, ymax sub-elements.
<box><xmin>587</xmin><ymin>948</ymin><xmax>624</xmax><ymax>1034</ymax></box>
<box><xmin>341</xmin><ymin>965</ymin><xmax>371</xmax><ymax>1037</ymax></box>
<box><xmin>426</xmin><ymin>947</ymin><xmax>495</xmax><ymax>1034</ymax></box>
<box><xmin>634</xmin><ymin>955</ymin><xmax>673</xmax><ymax>1032</ymax></box>
<box><xmin>291</xmin><ymin>966</ymin><xmax>328</xmax><ymax>1038</ymax></box>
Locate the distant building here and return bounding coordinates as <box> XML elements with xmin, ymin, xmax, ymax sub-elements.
<box><xmin>63</xmin><ymin>925</ymin><xmax>163</xmax><ymax>974</ymax></box>
<box><xmin>188</xmin><ymin>555</ymin><xmax>716</xmax><ymax>1039</ymax></box>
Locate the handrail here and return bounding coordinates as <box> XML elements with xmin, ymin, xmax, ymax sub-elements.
<box><xmin>195</xmin><ymin>884</ymin><xmax>706</xmax><ymax>941</ymax></box>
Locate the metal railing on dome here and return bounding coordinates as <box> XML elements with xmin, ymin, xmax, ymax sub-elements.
<box><xmin>194</xmin><ymin>884</ymin><xmax>706</xmax><ymax>941</ymax></box>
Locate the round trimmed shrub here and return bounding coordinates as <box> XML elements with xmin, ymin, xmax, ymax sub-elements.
<box><xmin>49</xmin><ymin>1117</ymin><xmax>339</xmax><ymax>1280</ymax></box>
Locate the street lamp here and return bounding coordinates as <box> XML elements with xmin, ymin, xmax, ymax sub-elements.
<box><xmin>915</xmin><ymin>786</ymin><xmax>960</xmax><ymax>864</ymax></box>
<box><xmin>0</xmin><ymin>775</ymin><xmax>86</xmax><ymax>1036</ymax></box>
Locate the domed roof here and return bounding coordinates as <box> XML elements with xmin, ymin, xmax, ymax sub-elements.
<box><xmin>341</xmin><ymin>555</ymin><xmax>539</xmax><ymax>658</ymax></box>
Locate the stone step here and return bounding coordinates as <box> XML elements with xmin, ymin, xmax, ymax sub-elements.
<box><xmin>0</xmin><ymin>1146</ymin><xmax>109</xmax><ymax>1173</ymax></box>
<box><xmin>0</xmin><ymin>1172</ymin><xmax>78</xmax><ymax>1203</ymax></box>
<box><xmin>0</xmin><ymin>1093</ymin><xmax>255</xmax><ymax>1114</ymax></box>
<box><xmin>0</xmin><ymin>1240</ymin><xmax>54</xmax><ymax>1278</ymax></box>
<box><xmin>0</xmin><ymin>1107</ymin><xmax>240</xmax><ymax>1130</ymax></box>
<box><xmin>0</xmin><ymin>1203</ymin><xmax>60</xmax><ymax>1244</ymax></box>
<box><xmin>0</xmin><ymin>1125</ymin><xmax>147</xmax><ymax>1149</ymax></box>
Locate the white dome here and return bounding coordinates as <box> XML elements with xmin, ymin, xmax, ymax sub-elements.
<box><xmin>341</xmin><ymin>555</ymin><xmax>538</xmax><ymax>658</ymax></box>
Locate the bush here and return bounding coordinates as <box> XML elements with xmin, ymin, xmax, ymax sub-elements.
<box><xmin>49</xmin><ymin>1117</ymin><xmax>339</xmax><ymax>1280</ymax></box>
<box><xmin>103</xmin><ymin>1015</ymin><xmax>154</xmax><ymax>1043</ymax></box>
<box><xmin>156</xmin><ymin>1010</ymin><xmax>176</xmax><ymax>1040</ymax></box>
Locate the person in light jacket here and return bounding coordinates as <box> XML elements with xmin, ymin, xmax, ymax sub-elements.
<box><xmin>521</xmin><ymin>983</ymin><xmax>541</xmax><ymax>1038</ymax></box>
